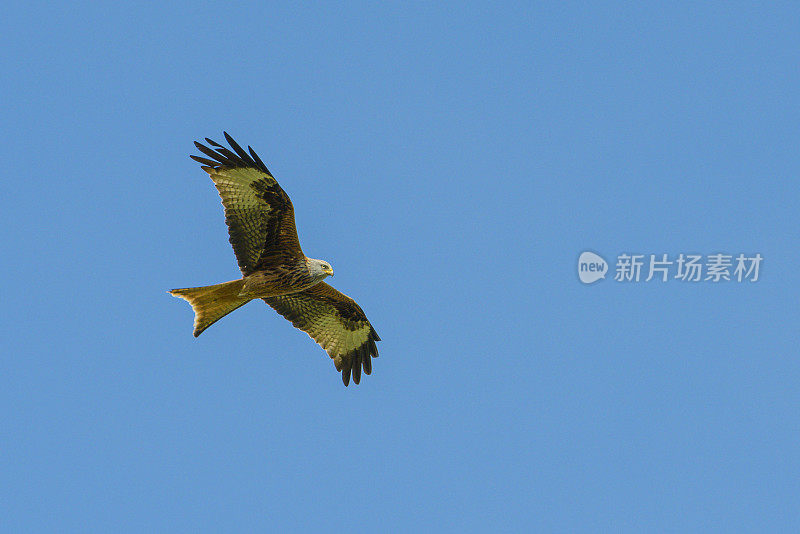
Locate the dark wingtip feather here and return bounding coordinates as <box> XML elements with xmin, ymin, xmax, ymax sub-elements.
<box><xmin>224</xmin><ymin>132</ymin><xmax>253</xmax><ymax>164</ymax></box>
<box><xmin>190</xmin><ymin>154</ymin><xmax>220</xmax><ymax>167</ymax></box>
<box><xmin>342</xmin><ymin>368</ymin><xmax>350</xmax><ymax>386</ymax></box>
<box><xmin>362</xmin><ymin>346</ymin><xmax>372</xmax><ymax>375</ymax></box>
<box><xmin>191</xmin><ymin>134</ymin><xmax>270</xmax><ymax>173</ymax></box>
<box><xmin>214</xmin><ymin>146</ymin><xmax>243</xmax><ymax>165</ymax></box>
<box><xmin>248</xmin><ymin>145</ymin><xmax>272</xmax><ymax>175</ymax></box>
<box><xmin>352</xmin><ymin>354</ymin><xmax>361</xmax><ymax>384</ymax></box>
<box><xmin>193</xmin><ymin>141</ymin><xmax>227</xmax><ymax>165</ymax></box>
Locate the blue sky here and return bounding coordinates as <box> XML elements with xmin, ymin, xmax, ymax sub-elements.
<box><xmin>2</xmin><ymin>2</ymin><xmax>798</xmax><ymax>531</ymax></box>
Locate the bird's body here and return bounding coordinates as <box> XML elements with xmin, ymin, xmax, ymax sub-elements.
<box><xmin>237</xmin><ymin>257</ymin><xmax>327</xmax><ymax>298</ymax></box>
<box><xmin>169</xmin><ymin>133</ymin><xmax>379</xmax><ymax>386</ymax></box>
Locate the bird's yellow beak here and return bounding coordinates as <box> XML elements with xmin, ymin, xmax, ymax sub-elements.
<box><xmin>325</xmin><ymin>266</ymin><xmax>334</xmax><ymax>276</ymax></box>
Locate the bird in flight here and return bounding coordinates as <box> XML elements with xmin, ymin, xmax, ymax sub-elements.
<box><xmin>169</xmin><ymin>133</ymin><xmax>380</xmax><ymax>386</ymax></box>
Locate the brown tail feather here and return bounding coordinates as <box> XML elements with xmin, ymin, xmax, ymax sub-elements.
<box><xmin>169</xmin><ymin>279</ymin><xmax>250</xmax><ymax>337</ymax></box>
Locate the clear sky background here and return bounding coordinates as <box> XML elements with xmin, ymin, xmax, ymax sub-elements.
<box><xmin>2</xmin><ymin>2</ymin><xmax>798</xmax><ymax>532</ymax></box>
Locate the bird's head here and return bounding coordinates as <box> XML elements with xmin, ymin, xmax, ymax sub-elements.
<box><xmin>309</xmin><ymin>258</ymin><xmax>334</xmax><ymax>278</ymax></box>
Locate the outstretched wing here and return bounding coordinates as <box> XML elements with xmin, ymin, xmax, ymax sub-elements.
<box><xmin>263</xmin><ymin>282</ymin><xmax>380</xmax><ymax>386</ymax></box>
<box><xmin>190</xmin><ymin>132</ymin><xmax>304</xmax><ymax>275</ymax></box>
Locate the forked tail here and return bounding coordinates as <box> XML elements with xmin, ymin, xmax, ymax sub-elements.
<box><xmin>169</xmin><ymin>279</ymin><xmax>250</xmax><ymax>337</ymax></box>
